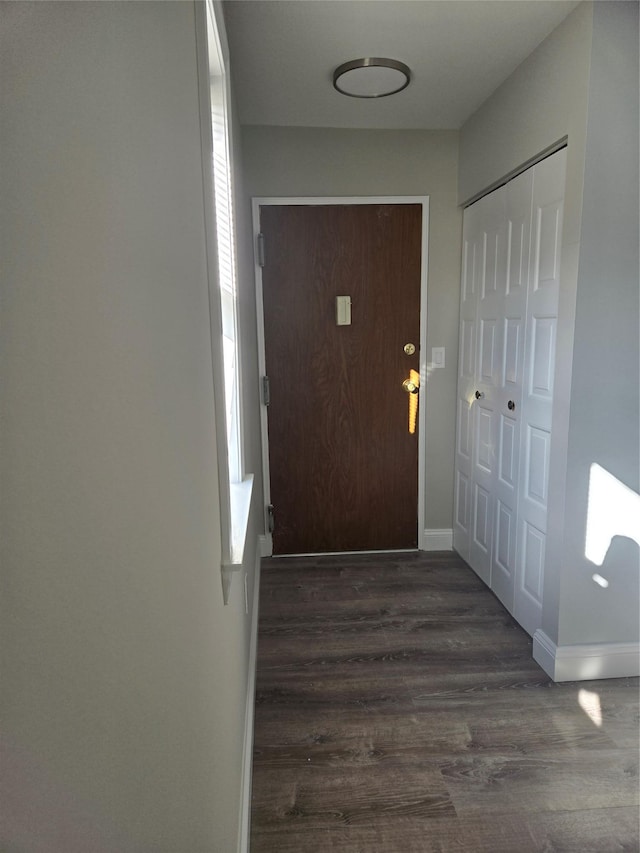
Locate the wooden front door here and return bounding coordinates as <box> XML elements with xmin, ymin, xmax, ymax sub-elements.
<box><xmin>260</xmin><ymin>202</ymin><xmax>423</xmax><ymax>554</ymax></box>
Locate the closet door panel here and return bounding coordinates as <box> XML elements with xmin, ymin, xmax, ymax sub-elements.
<box><xmin>522</xmin><ymin>521</ymin><xmax>546</xmax><ymax>602</ymax></box>
<box><xmin>473</xmin><ymin>482</ymin><xmax>492</xmax><ymax>568</ymax></box>
<box><xmin>503</xmin><ymin>318</ymin><xmax>522</xmax><ymax>386</ymax></box>
<box><xmin>453</xmin><ymin>208</ymin><xmax>482</xmax><ymax>560</ymax></box>
<box><xmin>457</xmin><ymin>311</ymin><xmax>475</xmax><ymax>547</ymax></box>
<box><xmin>455</xmin><ymin>470</ymin><xmax>470</xmax><ymax>540</ymax></box>
<box><xmin>530</xmin><ymin>316</ymin><xmax>556</xmax><ymax>399</ymax></box>
<box><xmin>491</xmin><ymin>167</ymin><xmax>532</xmax><ymax>612</ymax></box>
<box><xmin>468</xmin><ymin>190</ymin><xmax>505</xmax><ymax>582</ymax></box>
<box><xmin>515</xmin><ymin>149</ymin><xmax>566</xmax><ymax>637</ymax></box>
<box><xmin>495</xmin><ymin>498</ymin><xmax>516</xmax><ymax>586</ymax></box>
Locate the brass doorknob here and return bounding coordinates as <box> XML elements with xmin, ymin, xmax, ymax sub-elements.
<box><xmin>403</xmin><ymin>378</ymin><xmax>419</xmax><ymax>395</ymax></box>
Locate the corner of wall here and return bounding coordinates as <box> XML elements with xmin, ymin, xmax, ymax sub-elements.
<box><xmin>534</xmin><ymin>630</ymin><xmax>640</xmax><ymax>682</ymax></box>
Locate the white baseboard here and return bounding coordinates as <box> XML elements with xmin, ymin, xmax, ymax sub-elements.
<box><xmin>421</xmin><ymin>528</ymin><xmax>453</xmax><ymax>551</ymax></box>
<box><xmin>258</xmin><ymin>533</ymin><xmax>272</xmax><ymax>557</ymax></box>
<box><xmin>238</xmin><ymin>544</ymin><xmax>262</xmax><ymax>853</ymax></box>
<box><xmin>533</xmin><ymin>630</ymin><xmax>640</xmax><ymax>682</ymax></box>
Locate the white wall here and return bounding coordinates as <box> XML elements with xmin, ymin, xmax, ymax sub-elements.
<box><xmin>0</xmin><ymin>3</ymin><xmax>257</xmax><ymax>850</ymax></box>
<box><xmin>459</xmin><ymin>1</ymin><xmax>593</xmax><ymax>241</ymax></box>
<box><xmin>242</xmin><ymin>126</ymin><xmax>462</xmax><ymax>532</ymax></box>
<box><xmin>557</xmin><ymin>0</ymin><xmax>639</xmax><ymax>646</ymax></box>
<box><xmin>459</xmin><ymin>1</ymin><xmax>639</xmax><ymax>655</ymax></box>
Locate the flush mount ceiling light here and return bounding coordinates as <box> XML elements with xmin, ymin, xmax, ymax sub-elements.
<box><xmin>333</xmin><ymin>57</ymin><xmax>411</xmax><ymax>99</ymax></box>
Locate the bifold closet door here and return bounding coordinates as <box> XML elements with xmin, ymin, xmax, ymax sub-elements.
<box><xmin>453</xmin><ymin>148</ymin><xmax>566</xmax><ymax>638</ymax></box>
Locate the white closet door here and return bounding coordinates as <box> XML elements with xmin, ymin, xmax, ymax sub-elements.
<box><xmin>453</xmin><ymin>148</ymin><xmax>567</xmax><ymax>638</ymax></box>
<box><xmin>515</xmin><ymin>149</ymin><xmax>567</xmax><ymax>636</ymax></box>
<box><xmin>468</xmin><ymin>189</ymin><xmax>507</xmax><ymax>585</ymax></box>
<box><xmin>491</xmin><ymin>168</ymin><xmax>533</xmax><ymax>612</ymax></box>
<box><xmin>453</xmin><ymin>201</ymin><xmax>481</xmax><ymax>562</ymax></box>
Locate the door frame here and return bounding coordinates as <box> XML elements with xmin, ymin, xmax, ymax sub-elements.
<box><xmin>252</xmin><ymin>196</ymin><xmax>430</xmax><ymax>556</ymax></box>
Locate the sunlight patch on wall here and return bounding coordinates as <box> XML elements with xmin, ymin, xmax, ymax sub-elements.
<box><xmin>584</xmin><ymin>464</ymin><xmax>640</xmax><ymax>577</ymax></box>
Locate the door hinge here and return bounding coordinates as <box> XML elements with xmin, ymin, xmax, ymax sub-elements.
<box><xmin>266</xmin><ymin>504</ymin><xmax>275</xmax><ymax>533</ymax></box>
<box><xmin>262</xmin><ymin>375</ymin><xmax>270</xmax><ymax>407</ymax></box>
<box><xmin>257</xmin><ymin>232</ymin><xmax>265</xmax><ymax>267</ymax></box>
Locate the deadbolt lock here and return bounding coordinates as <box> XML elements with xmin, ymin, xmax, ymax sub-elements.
<box><xmin>403</xmin><ymin>343</ymin><xmax>416</xmax><ymax>355</ymax></box>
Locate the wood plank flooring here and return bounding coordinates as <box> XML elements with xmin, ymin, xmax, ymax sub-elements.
<box><xmin>250</xmin><ymin>551</ymin><xmax>640</xmax><ymax>852</ymax></box>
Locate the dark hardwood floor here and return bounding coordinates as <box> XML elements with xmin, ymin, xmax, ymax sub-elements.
<box><xmin>250</xmin><ymin>551</ymin><xmax>639</xmax><ymax>852</ymax></box>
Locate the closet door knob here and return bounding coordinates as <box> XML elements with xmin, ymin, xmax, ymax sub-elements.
<box><xmin>475</xmin><ymin>390</ymin><xmax>484</xmax><ymax>399</ymax></box>
<box><xmin>508</xmin><ymin>400</ymin><xmax>516</xmax><ymax>411</ymax></box>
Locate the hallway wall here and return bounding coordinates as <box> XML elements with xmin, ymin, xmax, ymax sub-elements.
<box><xmin>0</xmin><ymin>3</ymin><xmax>256</xmax><ymax>849</ymax></box>
<box><xmin>559</xmin><ymin>0</ymin><xmax>639</xmax><ymax>646</ymax></box>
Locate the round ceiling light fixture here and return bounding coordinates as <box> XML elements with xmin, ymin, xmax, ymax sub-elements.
<box><xmin>333</xmin><ymin>57</ymin><xmax>411</xmax><ymax>99</ymax></box>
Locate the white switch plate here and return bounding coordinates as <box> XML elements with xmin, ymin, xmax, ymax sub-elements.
<box><xmin>432</xmin><ymin>346</ymin><xmax>445</xmax><ymax>368</ymax></box>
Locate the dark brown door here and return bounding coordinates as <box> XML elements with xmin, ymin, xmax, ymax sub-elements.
<box><xmin>261</xmin><ymin>203</ymin><xmax>422</xmax><ymax>554</ymax></box>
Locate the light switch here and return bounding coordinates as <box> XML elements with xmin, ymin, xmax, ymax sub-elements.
<box><xmin>432</xmin><ymin>346</ymin><xmax>445</xmax><ymax>368</ymax></box>
<box><xmin>336</xmin><ymin>295</ymin><xmax>351</xmax><ymax>326</ymax></box>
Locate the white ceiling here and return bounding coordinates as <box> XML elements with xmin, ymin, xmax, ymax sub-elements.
<box><xmin>222</xmin><ymin>0</ymin><xmax>581</xmax><ymax>130</ymax></box>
